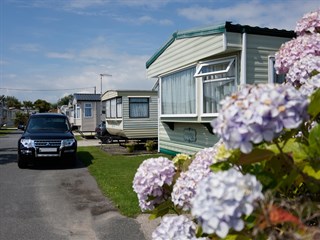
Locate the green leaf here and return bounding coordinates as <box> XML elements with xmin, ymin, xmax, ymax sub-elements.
<box><xmin>266</xmin><ymin>143</ymin><xmax>280</xmax><ymax>154</ymax></box>
<box><xmin>225</xmin><ymin>234</ymin><xmax>251</xmax><ymax>240</ymax></box>
<box><xmin>237</xmin><ymin>148</ymin><xmax>274</xmax><ymax>165</ymax></box>
<box><xmin>303</xmin><ymin>165</ymin><xmax>320</xmax><ymax>180</ymax></box>
<box><xmin>308</xmin><ymin>88</ymin><xmax>320</xmax><ymax>118</ymax></box>
<box><xmin>277</xmin><ymin>168</ymin><xmax>300</xmax><ymax>190</ymax></box>
<box><xmin>308</xmin><ymin>123</ymin><xmax>320</xmax><ymax>160</ymax></box>
<box><xmin>265</xmin><ymin>154</ymin><xmax>292</xmax><ymax>179</ymax></box>
<box><xmin>282</xmin><ymin>138</ymin><xmax>309</xmax><ymax>164</ymax></box>
<box><xmin>148</xmin><ymin>200</ymin><xmax>172</xmax><ymax>220</ymax></box>
<box><xmin>210</xmin><ymin>161</ymin><xmax>231</xmax><ymax>172</ymax></box>
<box><xmin>255</xmin><ymin>172</ymin><xmax>277</xmax><ymax>190</ymax></box>
<box><xmin>267</xmin><ymin>139</ymin><xmax>309</xmax><ymax>164</ymax></box>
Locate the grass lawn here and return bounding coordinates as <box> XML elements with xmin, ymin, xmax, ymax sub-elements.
<box><xmin>77</xmin><ymin>146</ymin><xmax>168</xmax><ymax>218</ymax></box>
<box><xmin>74</xmin><ymin>135</ymin><xmax>84</xmax><ymax>141</ymax></box>
<box><xmin>0</xmin><ymin>128</ymin><xmax>15</xmax><ymax>135</ymax></box>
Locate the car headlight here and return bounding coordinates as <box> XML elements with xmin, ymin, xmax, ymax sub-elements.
<box><xmin>61</xmin><ymin>139</ymin><xmax>76</xmax><ymax>147</ymax></box>
<box><xmin>20</xmin><ymin>139</ymin><xmax>35</xmax><ymax>148</ymax></box>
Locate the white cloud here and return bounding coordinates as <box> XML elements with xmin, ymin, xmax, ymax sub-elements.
<box><xmin>177</xmin><ymin>0</ymin><xmax>319</xmax><ymax>30</ymax></box>
<box><xmin>117</xmin><ymin>0</ymin><xmax>171</xmax><ymax>9</ymax></box>
<box><xmin>6</xmin><ymin>38</ymin><xmax>154</xmax><ymax>102</ymax></box>
<box><xmin>46</xmin><ymin>52</ymin><xmax>75</xmax><ymax>59</ymax></box>
<box><xmin>64</xmin><ymin>0</ymin><xmax>106</xmax><ymax>9</ymax></box>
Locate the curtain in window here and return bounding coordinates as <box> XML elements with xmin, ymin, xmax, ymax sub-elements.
<box><xmin>129</xmin><ymin>98</ymin><xmax>149</xmax><ymax>118</ymax></box>
<box><xmin>199</xmin><ymin>58</ymin><xmax>236</xmax><ymax>114</ymax></box>
<box><xmin>110</xmin><ymin>99</ymin><xmax>116</xmax><ymax>118</ymax></box>
<box><xmin>203</xmin><ymin>79</ymin><xmax>235</xmax><ymax>113</ymax></box>
<box><xmin>116</xmin><ymin>98</ymin><xmax>122</xmax><ymax>118</ymax></box>
<box><xmin>161</xmin><ymin>67</ymin><xmax>196</xmax><ymax>115</ymax></box>
<box><xmin>106</xmin><ymin>101</ymin><xmax>111</xmax><ymax>118</ymax></box>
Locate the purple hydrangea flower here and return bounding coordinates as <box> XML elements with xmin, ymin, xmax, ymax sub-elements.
<box><xmin>212</xmin><ymin>84</ymin><xmax>309</xmax><ymax>153</ymax></box>
<box><xmin>133</xmin><ymin>157</ymin><xmax>176</xmax><ymax>211</ymax></box>
<box><xmin>171</xmin><ymin>141</ymin><xmax>224</xmax><ymax>211</ymax></box>
<box><xmin>274</xmin><ymin>33</ymin><xmax>320</xmax><ymax>74</ymax></box>
<box><xmin>295</xmin><ymin>9</ymin><xmax>320</xmax><ymax>36</ymax></box>
<box><xmin>299</xmin><ymin>74</ymin><xmax>320</xmax><ymax>96</ymax></box>
<box><xmin>191</xmin><ymin>168</ymin><xmax>264</xmax><ymax>238</ymax></box>
<box><xmin>286</xmin><ymin>55</ymin><xmax>320</xmax><ymax>87</ymax></box>
<box><xmin>152</xmin><ymin>215</ymin><xmax>201</xmax><ymax>240</ymax></box>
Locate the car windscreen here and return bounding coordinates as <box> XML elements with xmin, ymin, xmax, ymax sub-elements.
<box><xmin>27</xmin><ymin>117</ymin><xmax>70</xmax><ymax>133</ymax></box>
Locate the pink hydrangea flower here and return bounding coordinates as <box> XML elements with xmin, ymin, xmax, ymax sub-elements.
<box><xmin>286</xmin><ymin>55</ymin><xmax>320</xmax><ymax>87</ymax></box>
<box><xmin>152</xmin><ymin>215</ymin><xmax>202</xmax><ymax>240</ymax></box>
<box><xmin>171</xmin><ymin>141</ymin><xmax>223</xmax><ymax>211</ymax></box>
<box><xmin>133</xmin><ymin>157</ymin><xmax>176</xmax><ymax>211</ymax></box>
<box><xmin>212</xmin><ymin>84</ymin><xmax>309</xmax><ymax>153</ymax></box>
<box><xmin>274</xmin><ymin>33</ymin><xmax>320</xmax><ymax>74</ymax></box>
<box><xmin>295</xmin><ymin>9</ymin><xmax>320</xmax><ymax>36</ymax></box>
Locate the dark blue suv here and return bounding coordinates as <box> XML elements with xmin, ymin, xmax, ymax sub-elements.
<box><xmin>17</xmin><ymin>113</ymin><xmax>77</xmax><ymax>168</ymax></box>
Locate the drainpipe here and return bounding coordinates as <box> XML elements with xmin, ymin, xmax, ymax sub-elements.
<box><xmin>240</xmin><ymin>32</ymin><xmax>247</xmax><ymax>87</ymax></box>
<box><xmin>157</xmin><ymin>77</ymin><xmax>161</xmax><ymax>153</ymax></box>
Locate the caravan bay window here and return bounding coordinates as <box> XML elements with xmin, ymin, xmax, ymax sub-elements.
<box><xmin>195</xmin><ymin>57</ymin><xmax>237</xmax><ymax>115</ymax></box>
<box><xmin>161</xmin><ymin>67</ymin><xmax>196</xmax><ymax>116</ymax></box>
<box><xmin>105</xmin><ymin>97</ymin><xmax>122</xmax><ymax>119</ymax></box>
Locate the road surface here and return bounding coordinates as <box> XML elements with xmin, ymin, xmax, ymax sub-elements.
<box><xmin>0</xmin><ymin>130</ymin><xmax>146</xmax><ymax>240</ymax></box>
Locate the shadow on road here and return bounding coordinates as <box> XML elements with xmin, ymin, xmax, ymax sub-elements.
<box><xmin>0</xmin><ymin>151</ymin><xmax>87</xmax><ymax>171</ymax></box>
<box><xmin>21</xmin><ymin>157</ymin><xmax>87</xmax><ymax>170</ymax></box>
<box><xmin>0</xmin><ymin>153</ymin><xmax>17</xmax><ymax>164</ymax></box>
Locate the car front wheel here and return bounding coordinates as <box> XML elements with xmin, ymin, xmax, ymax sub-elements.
<box><xmin>67</xmin><ymin>153</ymin><xmax>77</xmax><ymax>167</ymax></box>
<box><xmin>17</xmin><ymin>155</ymin><xmax>28</xmax><ymax>169</ymax></box>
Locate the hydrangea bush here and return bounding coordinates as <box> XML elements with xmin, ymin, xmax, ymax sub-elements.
<box><xmin>133</xmin><ymin>9</ymin><xmax>320</xmax><ymax>239</ymax></box>
<box><xmin>191</xmin><ymin>168</ymin><xmax>264</xmax><ymax>238</ymax></box>
<box><xmin>212</xmin><ymin>84</ymin><xmax>309</xmax><ymax>153</ymax></box>
<box><xmin>152</xmin><ymin>215</ymin><xmax>198</xmax><ymax>240</ymax></box>
<box><xmin>171</xmin><ymin>142</ymin><xmax>223</xmax><ymax>211</ymax></box>
<box><xmin>133</xmin><ymin>156</ymin><xmax>176</xmax><ymax>211</ymax></box>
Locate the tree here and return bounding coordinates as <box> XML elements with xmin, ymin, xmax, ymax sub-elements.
<box><xmin>22</xmin><ymin>101</ymin><xmax>34</xmax><ymax>115</ymax></box>
<box><xmin>57</xmin><ymin>94</ymin><xmax>73</xmax><ymax>107</ymax></box>
<box><xmin>5</xmin><ymin>96</ymin><xmax>21</xmax><ymax>109</ymax></box>
<box><xmin>34</xmin><ymin>99</ymin><xmax>51</xmax><ymax>113</ymax></box>
<box><xmin>14</xmin><ymin>111</ymin><xmax>29</xmax><ymax>127</ymax></box>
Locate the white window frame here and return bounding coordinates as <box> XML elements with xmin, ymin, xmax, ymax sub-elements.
<box><xmin>160</xmin><ymin>66</ymin><xmax>197</xmax><ymax>117</ymax></box>
<box><xmin>116</xmin><ymin>97</ymin><xmax>122</xmax><ymax>118</ymax></box>
<box><xmin>75</xmin><ymin>104</ymin><xmax>80</xmax><ymax>119</ymax></box>
<box><xmin>105</xmin><ymin>97</ymin><xmax>122</xmax><ymax>119</ymax></box>
<box><xmin>129</xmin><ymin>97</ymin><xmax>149</xmax><ymax>118</ymax></box>
<box><xmin>110</xmin><ymin>98</ymin><xmax>116</xmax><ymax>118</ymax></box>
<box><xmin>84</xmin><ymin>103</ymin><xmax>92</xmax><ymax>118</ymax></box>
<box><xmin>268</xmin><ymin>56</ymin><xmax>285</xmax><ymax>84</ymax></box>
<box><xmin>196</xmin><ymin>57</ymin><xmax>237</xmax><ymax>117</ymax></box>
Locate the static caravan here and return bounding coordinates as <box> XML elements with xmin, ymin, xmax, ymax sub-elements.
<box><xmin>101</xmin><ymin>90</ymin><xmax>158</xmax><ymax>141</ymax></box>
<box><xmin>146</xmin><ymin>21</ymin><xmax>295</xmax><ymax>155</ymax></box>
<box><xmin>72</xmin><ymin>93</ymin><xmax>101</xmax><ymax>136</ymax></box>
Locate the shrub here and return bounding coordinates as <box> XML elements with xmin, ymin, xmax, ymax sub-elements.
<box><xmin>133</xmin><ymin>9</ymin><xmax>320</xmax><ymax>240</ymax></box>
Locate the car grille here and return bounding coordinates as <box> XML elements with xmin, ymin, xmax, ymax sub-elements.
<box><xmin>34</xmin><ymin>139</ymin><xmax>62</xmax><ymax>147</ymax></box>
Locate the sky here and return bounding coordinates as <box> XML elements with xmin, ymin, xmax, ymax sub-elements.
<box><xmin>1</xmin><ymin>0</ymin><xmax>319</xmax><ymax>104</ymax></box>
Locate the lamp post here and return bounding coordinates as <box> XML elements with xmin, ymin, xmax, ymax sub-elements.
<box><xmin>99</xmin><ymin>73</ymin><xmax>112</xmax><ymax>122</ymax></box>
